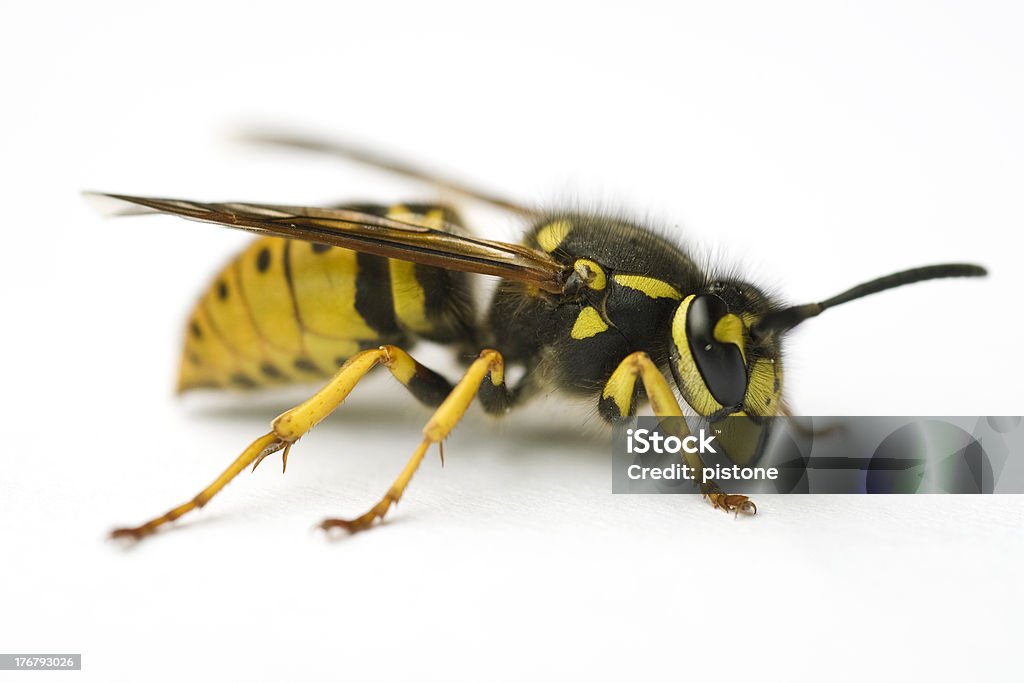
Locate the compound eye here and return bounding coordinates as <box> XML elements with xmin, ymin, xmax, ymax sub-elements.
<box><xmin>683</xmin><ymin>294</ymin><xmax>748</xmax><ymax>408</ymax></box>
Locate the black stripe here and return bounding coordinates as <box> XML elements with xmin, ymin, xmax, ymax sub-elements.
<box><xmin>282</xmin><ymin>240</ymin><xmax>306</xmax><ymax>330</ymax></box>
<box><xmin>415</xmin><ymin>263</ymin><xmax>445</xmax><ymax>318</ymax></box>
<box><xmin>354</xmin><ymin>252</ymin><xmax>400</xmax><ymax>336</ymax></box>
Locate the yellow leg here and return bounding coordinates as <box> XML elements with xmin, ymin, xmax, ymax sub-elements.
<box><xmin>110</xmin><ymin>432</ymin><xmax>283</xmax><ymax>540</ymax></box>
<box><xmin>319</xmin><ymin>349</ymin><xmax>506</xmax><ymax>533</ymax></box>
<box><xmin>111</xmin><ymin>345</ymin><xmax>443</xmax><ymax>541</ymax></box>
<box><xmin>604</xmin><ymin>352</ymin><xmax>756</xmax><ymax>516</ymax></box>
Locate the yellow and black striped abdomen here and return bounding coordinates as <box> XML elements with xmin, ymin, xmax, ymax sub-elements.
<box><xmin>178</xmin><ymin>204</ymin><xmax>477</xmax><ymax>392</ymax></box>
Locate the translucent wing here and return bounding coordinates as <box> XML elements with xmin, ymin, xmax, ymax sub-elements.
<box><xmin>88</xmin><ymin>193</ymin><xmax>567</xmax><ymax>293</ymax></box>
<box><xmin>237</xmin><ymin>130</ymin><xmax>538</xmax><ymax>217</ymax></box>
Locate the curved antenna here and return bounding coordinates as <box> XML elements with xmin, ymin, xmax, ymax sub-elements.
<box><xmin>751</xmin><ymin>263</ymin><xmax>987</xmax><ymax>340</ymax></box>
<box><xmin>236</xmin><ymin>130</ymin><xmax>538</xmax><ymax>217</ymax></box>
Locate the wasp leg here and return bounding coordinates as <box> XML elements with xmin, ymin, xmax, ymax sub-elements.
<box><xmin>601</xmin><ymin>351</ymin><xmax>757</xmax><ymax>517</ymax></box>
<box><xmin>110</xmin><ymin>433</ymin><xmax>284</xmax><ymax>541</ymax></box>
<box><xmin>319</xmin><ymin>349</ymin><xmax>507</xmax><ymax>533</ymax></box>
<box><xmin>110</xmin><ymin>345</ymin><xmax>455</xmax><ymax>541</ymax></box>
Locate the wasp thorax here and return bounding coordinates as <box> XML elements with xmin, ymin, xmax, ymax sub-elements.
<box><xmin>669</xmin><ymin>294</ymin><xmax>749</xmax><ymax>416</ymax></box>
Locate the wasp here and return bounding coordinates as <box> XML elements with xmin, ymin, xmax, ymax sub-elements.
<box><xmin>90</xmin><ymin>133</ymin><xmax>986</xmax><ymax>541</ymax></box>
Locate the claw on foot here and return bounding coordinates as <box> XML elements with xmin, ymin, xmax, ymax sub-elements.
<box><xmin>318</xmin><ymin>517</ymin><xmax>363</xmax><ymax>534</ymax></box>
<box><xmin>317</xmin><ymin>512</ymin><xmax>377</xmax><ymax>535</ymax></box>
<box><xmin>705</xmin><ymin>492</ymin><xmax>757</xmax><ymax>517</ymax></box>
<box><xmin>318</xmin><ymin>491</ymin><xmax>400</xmax><ymax>535</ymax></box>
<box><xmin>110</xmin><ymin>526</ymin><xmax>148</xmax><ymax>541</ymax></box>
<box><xmin>251</xmin><ymin>440</ymin><xmax>290</xmax><ymax>473</ymax></box>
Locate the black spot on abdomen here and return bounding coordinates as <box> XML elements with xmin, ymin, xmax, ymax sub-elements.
<box><xmin>256</xmin><ymin>247</ymin><xmax>271</xmax><ymax>273</ymax></box>
<box><xmin>230</xmin><ymin>373</ymin><xmax>257</xmax><ymax>389</ymax></box>
<box><xmin>293</xmin><ymin>358</ymin><xmax>320</xmax><ymax>373</ymax></box>
<box><xmin>261</xmin><ymin>363</ymin><xmax>283</xmax><ymax>379</ymax></box>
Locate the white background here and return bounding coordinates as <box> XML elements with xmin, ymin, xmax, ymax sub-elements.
<box><xmin>2</xmin><ymin>2</ymin><xmax>1023</xmax><ymax>681</ymax></box>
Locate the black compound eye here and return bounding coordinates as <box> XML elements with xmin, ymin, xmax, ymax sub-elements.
<box><xmin>685</xmin><ymin>294</ymin><xmax>747</xmax><ymax>407</ymax></box>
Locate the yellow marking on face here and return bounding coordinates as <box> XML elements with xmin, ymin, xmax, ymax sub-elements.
<box><xmin>745</xmin><ymin>358</ymin><xmax>783</xmax><ymax>417</ymax></box>
<box><xmin>536</xmin><ymin>220</ymin><xmax>572</xmax><ymax>252</ymax></box>
<box><xmin>613</xmin><ymin>275</ymin><xmax>682</xmax><ymax>300</ymax></box>
<box><xmin>713</xmin><ymin>314</ymin><xmax>743</xmax><ymax>345</ymax></box>
<box><xmin>570</xmin><ymin>306</ymin><xmax>609</xmax><ymax>340</ymax></box>
<box><xmin>713</xmin><ymin>313</ymin><xmax>746</xmax><ymax>362</ymax></box>
<box><xmin>670</xmin><ymin>297</ymin><xmax>723</xmax><ymax>416</ymax></box>
<box><xmin>573</xmin><ymin>259</ymin><xmax>606</xmax><ymax>290</ymax></box>
<box><xmin>670</xmin><ymin>296</ymin><xmax>694</xmax><ymax>353</ymax></box>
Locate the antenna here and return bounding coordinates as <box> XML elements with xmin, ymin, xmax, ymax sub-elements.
<box><xmin>751</xmin><ymin>263</ymin><xmax>987</xmax><ymax>340</ymax></box>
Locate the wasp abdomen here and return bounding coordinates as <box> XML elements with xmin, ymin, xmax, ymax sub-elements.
<box><xmin>178</xmin><ymin>204</ymin><xmax>476</xmax><ymax>392</ymax></box>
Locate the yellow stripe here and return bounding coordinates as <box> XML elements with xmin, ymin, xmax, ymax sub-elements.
<box><xmin>181</xmin><ymin>305</ymin><xmax>242</xmax><ymax>388</ymax></box>
<box><xmin>291</xmin><ymin>243</ymin><xmax>377</xmax><ymax>340</ymax></box>
<box><xmin>386</xmin><ymin>206</ymin><xmax>435</xmax><ymax>334</ymax></box>
<box><xmin>671</xmin><ymin>295</ymin><xmax>694</xmax><ymax>365</ymax></box>
<box><xmin>303</xmin><ymin>333</ymin><xmax>361</xmax><ymax>373</ymax></box>
<box><xmin>203</xmin><ymin>261</ymin><xmax>264</xmax><ymax>361</ymax></box>
<box><xmin>613</xmin><ymin>275</ymin><xmax>682</xmax><ymax>300</ymax></box>
<box><xmin>237</xmin><ymin>238</ymin><xmax>304</xmax><ymax>353</ymax></box>
<box><xmin>389</xmin><ymin>259</ymin><xmax>431</xmax><ymax>333</ymax></box>
<box><xmin>536</xmin><ymin>220</ymin><xmax>572</xmax><ymax>252</ymax></box>
<box><xmin>570</xmin><ymin>306</ymin><xmax>609</xmax><ymax>340</ymax></box>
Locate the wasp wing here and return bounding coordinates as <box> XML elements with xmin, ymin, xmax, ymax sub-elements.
<box><xmin>88</xmin><ymin>193</ymin><xmax>566</xmax><ymax>293</ymax></box>
<box><xmin>237</xmin><ymin>130</ymin><xmax>538</xmax><ymax>217</ymax></box>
